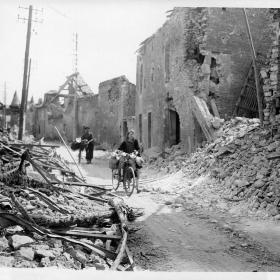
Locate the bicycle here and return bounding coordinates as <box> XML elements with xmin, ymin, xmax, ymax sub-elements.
<box><xmin>110</xmin><ymin>152</ymin><xmax>137</xmax><ymax>197</ymax></box>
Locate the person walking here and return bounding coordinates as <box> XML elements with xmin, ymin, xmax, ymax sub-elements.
<box><xmin>81</xmin><ymin>126</ymin><xmax>94</xmax><ymax>164</ymax></box>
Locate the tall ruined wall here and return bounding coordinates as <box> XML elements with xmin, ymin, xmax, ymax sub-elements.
<box><xmin>97</xmin><ymin>76</ymin><xmax>131</xmax><ymax>148</ymax></box>
<box><xmin>77</xmin><ymin>94</ymin><xmax>99</xmax><ymax>139</ymax></box>
<box><xmin>260</xmin><ymin>9</ymin><xmax>280</xmax><ymax>127</ymax></box>
<box><xmin>136</xmin><ymin>8</ymin><xmax>209</xmax><ymax>153</ymax></box>
<box><xmin>136</xmin><ymin>7</ymin><xmax>274</xmax><ymax>153</ymax></box>
<box><xmin>204</xmin><ymin>8</ymin><xmax>274</xmax><ymax>117</ymax></box>
<box><xmin>31</xmin><ymin>76</ymin><xmax>135</xmax><ymax>146</ymax></box>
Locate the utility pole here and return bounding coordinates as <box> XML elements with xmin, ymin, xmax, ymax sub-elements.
<box><xmin>18</xmin><ymin>5</ymin><xmax>43</xmax><ymax>140</ymax></box>
<box><xmin>3</xmin><ymin>82</ymin><xmax>7</xmax><ymax>129</ymax></box>
<box><xmin>73</xmin><ymin>33</ymin><xmax>78</xmax><ymax>140</ymax></box>
<box><xmin>18</xmin><ymin>5</ymin><xmax>32</xmax><ymax>140</ymax></box>
<box><xmin>74</xmin><ymin>32</ymin><xmax>78</xmax><ymax>73</ymax></box>
<box><xmin>242</xmin><ymin>8</ymin><xmax>263</xmax><ymax>125</ymax></box>
<box><xmin>26</xmin><ymin>58</ymin><xmax>32</xmax><ymax>100</ymax></box>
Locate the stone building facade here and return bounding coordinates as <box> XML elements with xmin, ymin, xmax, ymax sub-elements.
<box><xmin>135</xmin><ymin>7</ymin><xmax>274</xmax><ymax>153</ymax></box>
<box><xmin>30</xmin><ymin>75</ymin><xmax>136</xmax><ymax>148</ymax></box>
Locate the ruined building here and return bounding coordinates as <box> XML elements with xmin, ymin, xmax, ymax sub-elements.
<box><xmin>258</xmin><ymin>9</ymin><xmax>280</xmax><ymax>130</ymax></box>
<box><xmin>135</xmin><ymin>7</ymin><xmax>274</xmax><ymax>153</ymax></box>
<box><xmin>30</xmin><ymin>74</ymin><xmax>136</xmax><ymax>148</ymax></box>
<box><xmin>0</xmin><ymin>91</ymin><xmax>20</xmax><ymax>129</ymax></box>
<box><xmin>96</xmin><ymin>76</ymin><xmax>136</xmax><ymax>148</ymax></box>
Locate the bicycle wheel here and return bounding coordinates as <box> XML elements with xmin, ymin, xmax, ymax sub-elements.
<box><xmin>112</xmin><ymin>169</ymin><xmax>120</xmax><ymax>190</ymax></box>
<box><xmin>123</xmin><ymin>167</ymin><xmax>136</xmax><ymax>197</ymax></box>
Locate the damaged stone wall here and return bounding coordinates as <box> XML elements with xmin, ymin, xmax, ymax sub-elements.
<box><xmin>136</xmin><ymin>7</ymin><xmax>274</xmax><ymax>153</ymax></box>
<box><xmin>260</xmin><ymin>9</ymin><xmax>280</xmax><ymax>127</ymax></box>
<box><xmin>98</xmin><ymin>76</ymin><xmax>136</xmax><ymax>148</ymax></box>
<box><xmin>77</xmin><ymin>94</ymin><xmax>99</xmax><ymax>139</ymax></box>
<box><xmin>31</xmin><ymin>76</ymin><xmax>136</xmax><ymax>147</ymax></box>
<box><xmin>204</xmin><ymin>8</ymin><xmax>273</xmax><ymax>118</ymax></box>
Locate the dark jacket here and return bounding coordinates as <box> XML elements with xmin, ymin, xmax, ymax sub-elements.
<box><xmin>119</xmin><ymin>139</ymin><xmax>140</xmax><ymax>155</ymax></box>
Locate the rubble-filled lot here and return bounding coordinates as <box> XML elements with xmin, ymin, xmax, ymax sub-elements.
<box><xmin>0</xmin><ymin>133</ymin><xmax>141</xmax><ymax>270</ymax></box>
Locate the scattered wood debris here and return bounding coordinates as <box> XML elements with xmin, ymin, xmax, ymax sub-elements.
<box><xmin>0</xmin><ymin>131</ymin><xmax>143</xmax><ymax>270</ymax></box>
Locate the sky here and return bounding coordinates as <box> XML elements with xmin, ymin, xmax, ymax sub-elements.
<box><xmin>0</xmin><ymin>0</ymin><xmax>279</xmax><ymax>105</ymax></box>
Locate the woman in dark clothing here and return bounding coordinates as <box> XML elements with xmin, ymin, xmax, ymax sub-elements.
<box><xmin>81</xmin><ymin>126</ymin><xmax>94</xmax><ymax>164</ymax></box>
<box><xmin>118</xmin><ymin>129</ymin><xmax>141</xmax><ymax>193</ymax></box>
<box><xmin>119</xmin><ymin>130</ymin><xmax>141</xmax><ymax>155</ymax></box>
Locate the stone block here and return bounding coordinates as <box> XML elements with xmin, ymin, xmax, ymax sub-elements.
<box><xmin>9</xmin><ymin>235</ymin><xmax>35</xmax><ymax>250</ymax></box>
<box><xmin>17</xmin><ymin>247</ymin><xmax>34</xmax><ymax>261</ymax></box>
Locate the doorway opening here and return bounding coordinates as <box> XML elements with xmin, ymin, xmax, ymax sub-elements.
<box><xmin>169</xmin><ymin>109</ymin><xmax>180</xmax><ymax>146</ymax></box>
<box><xmin>123</xmin><ymin>120</ymin><xmax>128</xmax><ymax>139</ymax></box>
<box><xmin>148</xmin><ymin>112</ymin><xmax>152</xmax><ymax>148</ymax></box>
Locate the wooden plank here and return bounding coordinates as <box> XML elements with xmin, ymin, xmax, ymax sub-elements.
<box><xmin>191</xmin><ymin>96</ymin><xmax>215</xmax><ymax>142</ymax></box>
<box><xmin>9</xmin><ymin>143</ymin><xmax>60</xmax><ymax>148</ymax></box>
<box><xmin>51</xmin><ymin>229</ymin><xmax>121</xmax><ymax>240</ymax></box>
<box><xmin>210</xmin><ymin>98</ymin><xmax>220</xmax><ymax>118</ymax></box>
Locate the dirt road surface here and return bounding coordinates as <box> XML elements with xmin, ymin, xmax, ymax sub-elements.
<box><xmin>61</xmin><ymin>149</ymin><xmax>280</xmax><ymax>272</ymax></box>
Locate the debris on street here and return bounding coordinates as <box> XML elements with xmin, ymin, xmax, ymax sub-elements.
<box><xmin>146</xmin><ymin>117</ymin><xmax>280</xmax><ymax>220</ymax></box>
<box><xmin>0</xmin><ymin>131</ymin><xmax>142</xmax><ymax>270</ymax></box>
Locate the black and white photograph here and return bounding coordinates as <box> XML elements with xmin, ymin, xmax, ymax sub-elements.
<box><xmin>0</xmin><ymin>0</ymin><xmax>280</xmax><ymax>278</ymax></box>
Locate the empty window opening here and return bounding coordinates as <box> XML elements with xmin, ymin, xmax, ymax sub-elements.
<box><xmin>148</xmin><ymin>112</ymin><xmax>152</xmax><ymax>148</ymax></box>
<box><xmin>168</xmin><ymin>110</ymin><xmax>180</xmax><ymax>146</ymax></box>
<box><xmin>275</xmin><ymin>95</ymin><xmax>280</xmax><ymax>115</ymax></box>
<box><xmin>123</xmin><ymin>121</ymin><xmax>128</xmax><ymax>139</ymax></box>
<box><xmin>210</xmin><ymin>57</ymin><xmax>220</xmax><ymax>84</ymax></box>
<box><xmin>139</xmin><ymin>114</ymin><xmax>142</xmax><ymax>143</ymax></box>
<box><xmin>186</xmin><ymin>46</ymin><xmax>205</xmax><ymax>64</ymax></box>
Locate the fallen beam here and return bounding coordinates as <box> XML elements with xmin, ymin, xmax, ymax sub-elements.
<box><xmin>9</xmin><ymin>143</ymin><xmax>60</xmax><ymax>148</ymax></box>
<box><xmin>51</xmin><ymin>229</ymin><xmax>122</xmax><ymax>240</ymax></box>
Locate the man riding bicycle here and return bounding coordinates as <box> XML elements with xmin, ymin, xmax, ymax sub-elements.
<box><xmin>118</xmin><ymin>129</ymin><xmax>142</xmax><ymax>193</ymax></box>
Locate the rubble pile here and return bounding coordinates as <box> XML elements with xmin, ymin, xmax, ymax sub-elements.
<box><xmin>0</xmin><ymin>131</ymin><xmax>140</xmax><ymax>270</ymax></box>
<box><xmin>147</xmin><ymin>117</ymin><xmax>280</xmax><ymax>219</ymax></box>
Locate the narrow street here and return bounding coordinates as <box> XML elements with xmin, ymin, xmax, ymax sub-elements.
<box><xmin>71</xmin><ymin>150</ymin><xmax>280</xmax><ymax>272</ymax></box>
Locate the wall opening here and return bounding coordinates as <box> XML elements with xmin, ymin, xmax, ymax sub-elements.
<box><xmin>139</xmin><ymin>114</ymin><xmax>142</xmax><ymax>142</ymax></box>
<box><xmin>151</xmin><ymin>66</ymin><xmax>155</xmax><ymax>82</ymax></box>
<box><xmin>148</xmin><ymin>112</ymin><xmax>152</xmax><ymax>148</ymax></box>
<box><xmin>210</xmin><ymin>57</ymin><xmax>220</xmax><ymax>84</ymax></box>
<box><xmin>123</xmin><ymin>120</ymin><xmax>128</xmax><ymax>139</ymax></box>
<box><xmin>169</xmin><ymin>109</ymin><xmax>180</xmax><ymax>146</ymax></box>
<box><xmin>186</xmin><ymin>46</ymin><xmax>205</xmax><ymax>64</ymax></box>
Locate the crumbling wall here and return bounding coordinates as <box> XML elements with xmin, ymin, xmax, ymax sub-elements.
<box><xmin>77</xmin><ymin>94</ymin><xmax>99</xmax><ymax>140</ymax></box>
<box><xmin>136</xmin><ymin>7</ymin><xmax>274</xmax><ymax>153</ymax></box>
<box><xmin>97</xmin><ymin>76</ymin><xmax>135</xmax><ymax>148</ymax></box>
<box><xmin>205</xmin><ymin>8</ymin><xmax>273</xmax><ymax>118</ymax></box>
<box><xmin>135</xmin><ymin>8</ymin><xmax>210</xmax><ymax>153</ymax></box>
<box><xmin>260</xmin><ymin>9</ymin><xmax>280</xmax><ymax>127</ymax></box>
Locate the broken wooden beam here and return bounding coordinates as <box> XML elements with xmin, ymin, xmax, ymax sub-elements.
<box><xmin>51</xmin><ymin>181</ymin><xmax>110</xmax><ymax>191</ymax></box>
<box><xmin>51</xmin><ymin>229</ymin><xmax>122</xmax><ymax>240</ymax></box>
<box><xmin>191</xmin><ymin>96</ymin><xmax>215</xmax><ymax>142</ymax></box>
<box><xmin>9</xmin><ymin>143</ymin><xmax>60</xmax><ymax>148</ymax></box>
